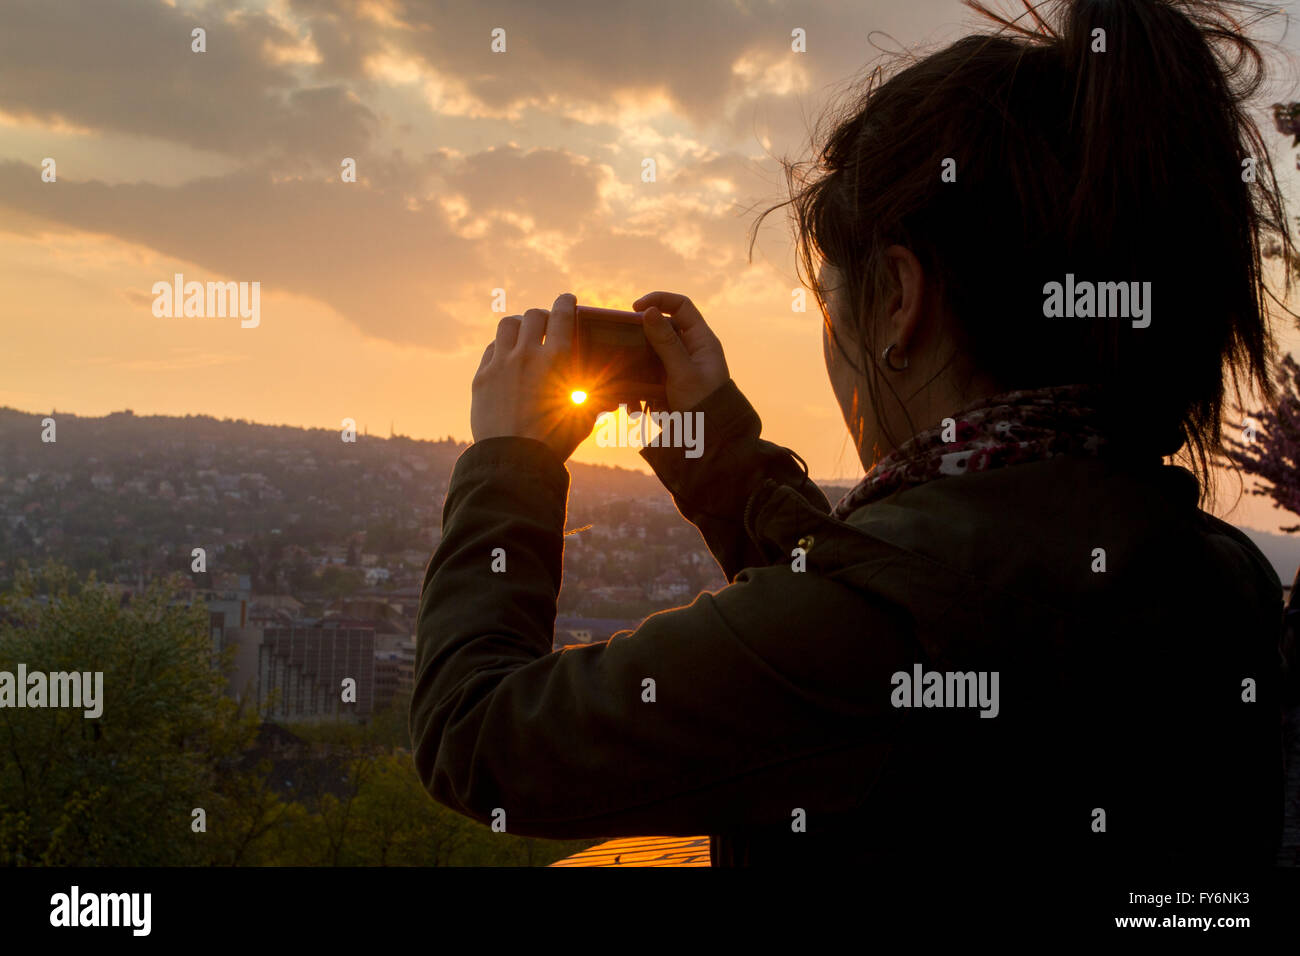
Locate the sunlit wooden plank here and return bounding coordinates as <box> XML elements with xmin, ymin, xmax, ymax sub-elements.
<box><xmin>550</xmin><ymin>836</ymin><xmax>711</xmax><ymax>866</ymax></box>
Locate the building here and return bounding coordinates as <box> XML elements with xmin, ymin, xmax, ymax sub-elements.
<box><xmin>553</xmin><ymin>617</ymin><xmax>640</xmax><ymax>651</ymax></box>
<box><xmin>260</xmin><ymin>621</ymin><xmax>376</xmax><ymax>722</ymax></box>
<box><xmin>648</xmin><ymin>571</ymin><xmax>691</xmax><ymax>603</ymax></box>
<box><xmin>204</xmin><ymin>591</ymin><xmax>249</xmax><ymax>656</ymax></box>
<box><xmin>222</xmin><ymin>625</ymin><xmax>264</xmax><ymax>705</ymax></box>
<box><xmin>373</xmin><ymin>634</ymin><xmax>415</xmax><ymax>711</ymax></box>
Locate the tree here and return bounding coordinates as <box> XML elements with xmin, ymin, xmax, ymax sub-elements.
<box><xmin>278</xmin><ymin>708</ymin><xmax>600</xmax><ymax>866</ymax></box>
<box><xmin>208</xmin><ymin>753</ymin><xmax>306</xmax><ymax>866</ymax></box>
<box><xmin>337</xmin><ymin>753</ymin><xmax>475</xmax><ymax>865</ymax></box>
<box><xmin>319</xmin><ymin>566</ymin><xmax>365</xmax><ymax>599</ymax></box>
<box><xmin>0</xmin><ymin>562</ymin><xmax>262</xmax><ymax>865</ymax></box>
<box><xmin>316</xmin><ymin>756</ymin><xmax>375</xmax><ymax>866</ymax></box>
<box><xmin>0</xmin><ymin>565</ymin><xmax>605</xmax><ymax>867</ymax></box>
<box><xmin>1223</xmin><ymin>353</ymin><xmax>1300</xmax><ymax>532</ymax></box>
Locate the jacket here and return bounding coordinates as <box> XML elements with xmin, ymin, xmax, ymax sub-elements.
<box><xmin>410</xmin><ymin>379</ymin><xmax>1285</xmax><ymax>867</ymax></box>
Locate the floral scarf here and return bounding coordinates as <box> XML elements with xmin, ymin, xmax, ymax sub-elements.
<box><xmin>831</xmin><ymin>383</ymin><xmax>1111</xmax><ymax>520</ymax></box>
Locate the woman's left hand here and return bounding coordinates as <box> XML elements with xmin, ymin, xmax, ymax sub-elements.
<box><xmin>470</xmin><ymin>292</ymin><xmax>598</xmax><ymax>463</ymax></box>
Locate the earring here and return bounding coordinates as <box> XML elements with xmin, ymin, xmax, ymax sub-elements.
<box><xmin>882</xmin><ymin>343</ymin><xmax>909</xmax><ymax>371</ymax></box>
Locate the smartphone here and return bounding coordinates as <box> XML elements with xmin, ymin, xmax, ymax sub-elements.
<box><xmin>572</xmin><ymin>305</ymin><xmax>667</xmax><ymax>408</ymax></box>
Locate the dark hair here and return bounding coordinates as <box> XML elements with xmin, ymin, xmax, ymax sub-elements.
<box><xmin>751</xmin><ymin>0</ymin><xmax>1296</xmax><ymax>502</ymax></box>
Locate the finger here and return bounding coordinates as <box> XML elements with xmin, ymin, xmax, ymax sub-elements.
<box><xmin>517</xmin><ymin>308</ymin><xmax>548</xmax><ymax>350</ymax></box>
<box><xmin>560</xmin><ymin>391</ymin><xmax>602</xmax><ymax>432</ymax></box>
<box><xmin>545</xmin><ymin>292</ymin><xmax>577</xmax><ymax>351</ymax></box>
<box><xmin>642</xmin><ymin>306</ymin><xmax>693</xmax><ymax>379</ymax></box>
<box><xmin>584</xmin><ymin>387</ymin><xmax>634</xmax><ymax>414</ymax></box>
<box><xmin>632</xmin><ymin>291</ymin><xmax>705</xmax><ymax>332</ymax></box>
<box><xmin>495</xmin><ymin>315</ymin><xmax>522</xmax><ymax>353</ymax></box>
<box><xmin>550</xmin><ymin>400</ymin><xmax>601</xmax><ymax>460</ymax></box>
<box><xmin>476</xmin><ymin>342</ymin><xmax>495</xmax><ymax>373</ymax></box>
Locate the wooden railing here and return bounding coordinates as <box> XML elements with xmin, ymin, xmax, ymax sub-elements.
<box><xmin>549</xmin><ymin>835</ymin><xmax>710</xmax><ymax>866</ymax></box>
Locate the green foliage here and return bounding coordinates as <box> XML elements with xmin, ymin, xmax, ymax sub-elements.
<box><xmin>285</xmin><ymin>694</ymin><xmax>411</xmax><ymax>752</ymax></box>
<box><xmin>276</xmin><ymin>702</ymin><xmax>598</xmax><ymax>866</ymax></box>
<box><xmin>318</xmin><ymin>565</ymin><xmax>366</xmax><ymax>598</ymax></box>
<box><xmin>0</xmin><ymin>560</ymin><xmax>261</xmax><ymax>865</ymax></box>
<box><xmin>0</xmin><ymin>563</ymin><xmax>603</xmax><ymax>866</ymax></box>
<box><xmin>1223</xmin><ymin>352</ymin><xmax>1300</xmax><ymax>532</ymax></box>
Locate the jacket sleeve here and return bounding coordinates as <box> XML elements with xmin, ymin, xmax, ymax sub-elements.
<box><xmin>409</xmin><ymin>435</ymin><xmax>913</xmax><ymax>840</ymax></box>
<box><xmin>640</xmin><ymin>379</ymin><xmax>832</xmax><ymax>581</ymax></box>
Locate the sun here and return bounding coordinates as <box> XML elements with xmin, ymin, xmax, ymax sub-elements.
<box><xmin>570</xmin><ymin>390</ymin><xmax>588</xmax><ymax>404</ymax></box>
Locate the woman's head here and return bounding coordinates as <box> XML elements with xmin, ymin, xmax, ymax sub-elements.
<box><xmin>817</xmin><ymin>249</ymin><xmax>1008</xmax><ymax>472</ymax></box>
<box><xmin>754</xmin><ymin>0</ymin><xmax>1295</xmax><ymax>497</ymax></box>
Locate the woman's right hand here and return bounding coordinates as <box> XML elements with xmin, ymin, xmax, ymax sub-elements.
<box><xmin>633</xmin><ymin>291</ymin><xmax>730</xmax><ymax>412</ymax></box>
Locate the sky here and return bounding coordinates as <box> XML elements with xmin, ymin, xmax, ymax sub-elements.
<box><xmin>2</xmin><ymin>0</ymin><xmax>1300</xmax><ymax>533</ymax></box>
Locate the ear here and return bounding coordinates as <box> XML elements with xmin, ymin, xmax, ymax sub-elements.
<box><xmin>880</xmin><ymin>245</ymin><xmax>927</xmax><ymax>354</ymax></box>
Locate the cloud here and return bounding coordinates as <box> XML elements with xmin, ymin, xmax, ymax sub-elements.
<box><xmin>0</xmin><ymin>159</ymin><xmax>481</xmax><ymax>346</ymax></box>
<box><xmin>0</xmin><ymin>0</ymin><xmax>967</xmax><ymax>163</ymax></box>
<box><xmin>0</xmin><ymin>0</ymin><xmax>376</xmax><ymax>159</ymax></box>
<box><xmin>0</xmin><ymin>145</ymin><xmax>743</xmax><ymax>348</ymax></box>
<box><xmin>0</xmin><ymin>0</ymin><xmax>967</xmax><ymax>352</ymax></box>
<box><xmin>436</xmin><ymin>145</ymin><xmax>606</xmax><ymax>224</ymax></box>
<box><xmin>283</xmin><ymin>0</ymin><xmax>960</xmax><ymax>135</ymax></box>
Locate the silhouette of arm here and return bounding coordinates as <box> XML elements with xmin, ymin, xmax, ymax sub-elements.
<box><xmin>640</xmin><ymin>379</ymin><xmax>830</xmax><ymax>581</ymax></box>
<box><xmin>409</xmin><ymin>435</ymin><xmax>909</xmax><ymax>839</ymax></box>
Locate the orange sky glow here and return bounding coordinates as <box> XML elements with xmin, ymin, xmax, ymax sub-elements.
<box><xmin>3</xmin><ymin>0</ymin><xmax>1300</xmax><ymax>535</ymax></box>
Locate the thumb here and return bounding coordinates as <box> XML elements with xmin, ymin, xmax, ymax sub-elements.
<box><xmin>642</xmin><ymin>307</ymin><xmax>691</xmax><ymax>377</ymax></box>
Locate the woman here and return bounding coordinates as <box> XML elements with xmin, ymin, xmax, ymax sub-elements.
<box><xmin>410</xmin><ymin>0</ymin><xmax>1290</xmax><ymax>867</ymax></box>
